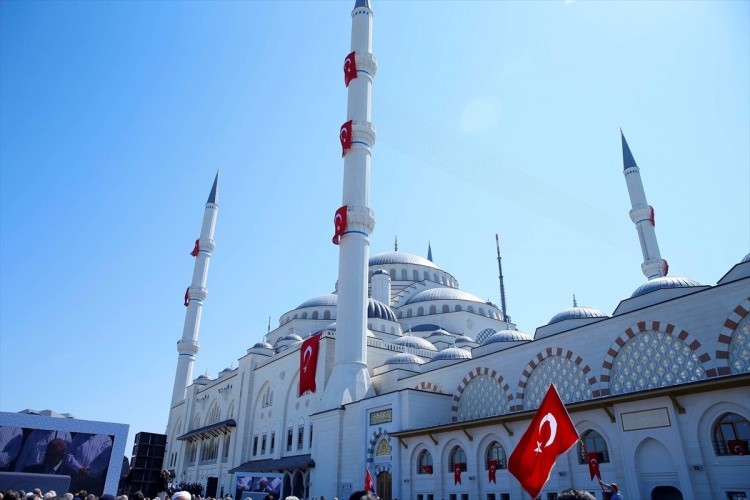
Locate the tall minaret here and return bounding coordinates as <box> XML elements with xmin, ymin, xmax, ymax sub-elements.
<box><xmin>322</xmin><ymin>0</ymin><xmax>377</xmax><ymax>409</ymax></box>
<box><xmin>621</xmin><ymin>131</ymin><xmax>668</xmax><ymax>280</ymax></box>
<box><xmin>171</xmin><ymin>172</ymin><xmax>219</xmax><ymax>406</ymax></box>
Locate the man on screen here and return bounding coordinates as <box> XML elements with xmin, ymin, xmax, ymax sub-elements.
<box><xmin>22</xmin><ymin>438</ymin><xmax>78</xmax><ymax>477</ymax></box>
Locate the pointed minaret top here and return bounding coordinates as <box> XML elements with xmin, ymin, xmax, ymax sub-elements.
<box><xmin>354</xmin><ymin>0</ymin><xmax>371</xmax><ymax>8</ymax></box>
<box><xmin>427</xmin><ymin>241</ymin><xmax>433</xmax><ymax>262</ymax></box>
<box><xmin>621</xmin><ymin>130</ymin><xmax>638</xmax><ymax>171</ymax></box>
<box><xmin>394</xmin><ymin>236</ymin><xmax>398</xmax><ymax>251</ymax></box>
<box><xmin>572</xmin><ymin>294</ymin><xmax>578</xmax><ymax>307</ymax></box>
<box><xmin>207</xmin><ymin>170</ymin><xmax>219</xmax><ymax>205</ymax></box>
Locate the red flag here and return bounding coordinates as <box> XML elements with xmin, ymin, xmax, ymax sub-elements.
<box><xmin>729</xmin><ymin>440</ymin><xmax>748</xmax><ymax>455</ymax></box>
<box><xmin>332</xmin><ymin>205</ymin><xmax>348</xmax><ymax>245</ymax></box>
<box><xmin>340</xmin><ymin>120</ymin><xmax>353</xmax><ymax>157</ymax></box>
<box><xmin>299</xmin><ymin>332</ymin><xmax>322</xmax><ymax>396</ymax></box>
<box><xmin>184</xmin><ymin>287</ymin><xmax>190</xmax><ymax>307</ymax></box>
<box><xmin>508</xmin><ymin>384</ymin><xmax>580</xmax><ymax>499</ymax></box>
<box><xmin>190</xmin><ymin>239</ymin><xmax>200</xmax><ymax>257</ymax></box>
<box><xmin>662</xmin><ymin>259</ymin><xmax>669</xmax><ymax>276</ymax></box>
<box><xmin>364</xmin><ymin>468</ymin><xmax>374</xmax><ymax>492</ymax></box>
<box><xmin>344</xmin><ymin>51</ymin><xmax>357</xmax><ymax>87</ymax></box>
<box><xmin>454</xmin><ymin>464</ymin><xmax>461</xmax><ymax>485</ymax></box>
<box><xmin>488</xmin><ymin>460</ymin><xmax>497</xmax><ymax>483</ymax></box>
<box><xmin>422</xmin><ymin>465</ymin><xmax>433</xmax><ymax>474</ymax></box>
<box><xmin>649</xmin><ymin>206</ymin><xmax>655</xmax><ymax>226</ymax></box>
<box><xmin>587</xmin><ymin>452</ymin><xmax>601</xmax><ymax>480</ymax></box>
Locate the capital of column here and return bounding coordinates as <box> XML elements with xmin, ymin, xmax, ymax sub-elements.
<box><xmin>354</xmin><ymin>53</ymin><xmax>377</xmax><ymax>81</ymax></box>
<box><xmin>198</xmin><ymin>238</ymin><xmax>216</xmax><ymax>253</ymax></box>
<box><xmin>177</xmin><ymin>339</ymin><xmax>200</xmax><ymax>355</ymax></box>
<box><xmin>188</xmin><ymin>286</ymin><xmax>208</xmax><ymax>301</ymax></box>
<box><xmin>345</xmin><ymin>205</ymin><xmax>376</xmax><ymax>235</ymax></box>
<box><xmin>351</xmin><ymin>120</ymin><xmax>377</xmax><ymax>150</ymax></box>
<box><xmin>629</xmin><ymin>205</ymin><xmax>653</xmax><ymax>225</ymax></box>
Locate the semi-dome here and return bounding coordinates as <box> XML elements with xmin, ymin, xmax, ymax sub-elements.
<box><xmin>631</xmin><ymin>276</ymin><xmax>702</xmax><ymax>298</ymax></box>
<box><xmin>390</xmin><ymin>335</ymin><xmax>438</xmax><ymax>351</ymax></box>
<box><xmin>548</xmin><ymin>306</ymin><xmax>608</xmax><ymax>325</ymax></box>
<box><xmin>368</xmin><ymin>298</ymin><xmax>397</xmax><ymax>322</ymax></box>
<box><xmin>369</xmin><ymin>251</ymin><xmax>439</xmax><ymax>270</ymax></box>
<box><xmin>454</xmin><ymin>335</ymin><xmax>474</xmax><ymax>344</ymax></box>
<box><xmin>296</xmin><ymin>294</ymin><xmax>337</xmax><ymax>308</ymax></box>
<box><xmin>431</xmin><ymin>346</ymin><xmax>472</xmax><ymax>361</ymax></box>
<box><xmin>742</xmin><ymin>253</ymin><xmax>750</xmax><ymax>263</ymax></box>
<box><xmin>384</xmin><ymin>352</ymin><xmax>425</xmax><ymax>365</ymax></box>
<box><xmin>406</xmin><ymin>288</ymin><xmax>485</xmax><ymax>304</ymax></box>
<box><xmin>482</xmin><ymin>329</ymin><xmax>533</xmax><ymax>344</ymax></box>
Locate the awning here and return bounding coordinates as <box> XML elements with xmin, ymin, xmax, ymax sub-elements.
<box><xmin>177</xmin><ymin>419</ymin><xmax>236</xmax><ymax>441</ymax></box>
<box><xmin>229</xmin><ymin>454</ymin><xmax>314</xmax><ymax>474</ymax></box>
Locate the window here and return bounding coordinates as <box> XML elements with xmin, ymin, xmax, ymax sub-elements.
<box><xmin>486</xmin><ymin>441</ymin><xmax>507</xmax><ymax>470</ymax></box>
<box><xmin>324</xmin><ymin>311</ymin><xmax>331</xmax><ymax>320</ymax></box>
<box><xmin>455</xmin><ymin>305</ymin><xmax>462</xmax><ymax>312</ymax></box>
<box><xmin>301</xmin><ymin>312</ymin><xmax>307</xmax><ymax>319</ymax></box>
<box><xmin>546</xmin><ymin>494</ymin><xmax>558</xmax><ymax>500</ymax></box>
<box><xmin>417</xmin><ymin>450</ymin><xmax>433</xmax><ymax>474</ymax></box>
<box><xmin>726</xmin><ymin>493</ymin><xmax>748</xmax><ymax>500</ymax></box>
<box><xmin>449</xmin><ymin>445</ymin><xmax>467</xmax><ymax>472</ymax></box>
<box><xmin>270</xmin><ymin>432</ymin><xmax>275</xmax><ymax>454</ymax></box>
<box><xmin>298</xmin><ymin>425</ymin><xmax>305</xmax><ymax>450</ymax></box>
<box><xmin>287</xmin><ymin>428</ymin><xmax>293</xmax><ymax>452</ymax></box>
<box><xmin>418</xmin><ymin>307</ymin><xmax>424</xmax><ymax>316</ymax></box>
<box><xmin>261</xmin><ymin>434</ymin><xmax>267</xmax><ymax>454</ymax></box>
<box><xmin>309</xmin><ymin>424</ymin><xmax>314</xmax><ymax>448</ymax></box>
<box><xmin>713</xmin><ymin>412</ymin><xmax>750</xmax><ymax>455</ymax></box>
<box><xmin>578</xmin><ymin>430</ymin><xmax>610</xmax><ymax>463</ymax></box>
<box><xmin>430</xmin><ymin>305</ymin><xmax>436</xmax><ymax>314</ymax></box>
<box><xmin>442</xmin><ymin>305</ymin><xmax>450</xmax><ymax>313</ymax></box>
<box><xmin>223</xmin><ymin>435</ymin><xmax>231</xmax><ymax>460</ymax></box>
<box><xmin>468</xmin><ymin>306</ymin><xmax>474</xmax><ymax>313</ymax></box>
<box><xmin>252</xmin><ymin>435</ymin><xmax>258</xmax><ymax>456</ymax></box>
<box><xmin>312</xmin><ymin>311</ymin><xmax>319</xmax><ymax>319</ymax></box>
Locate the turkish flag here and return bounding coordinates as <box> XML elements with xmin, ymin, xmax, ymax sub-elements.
<box><xmin>422</xmin><ymin>465</ymin><xmax>433</xmax><ymax>474</ymax></box>
<box><xmin>364</xmin><ymin>468</ymin><xmax>374</xmax><ymax>492</ymax></box>
<box><xmin>340</xmin><ymin>120</ymin><xmax>353</xmax><ymax>157</ymax></box>
<box><xmin>488</xmin><ymin>460</ymin><xmax>497</xmax><ymax>483</ymax></box>
<box><xmin>184</xmin><ymin>287</ymin><xmax>190</xmax><ymax>307</ymax></box>
<box><xmin>332</xmin><ymin>205</ymin><xmax>348</xmax><ymax>245</ymax></box>
<box><xmin>190</xmin><ymin>239</ymin><xmax>200</xmax><ymax>257</ymax></box>
<box><xmin>344</xmin><ymin>51</ymin><xmax>357</xmax><ymax>87</ymax></box>
<box><xmin>298</xmin><ymin>332</ymin><xmax>322</xmax><ymax>396</ymax></box>
<box><xmin>454</xmin><ymin>464</ymin><xmax>461</xmax><ymax>485</ymax></box>
<box><xmin>729</xmin><ymin>440</ymin><xmax>748</xmax><ymax>455</ymax></box>
<box><xmin>508</xmin><ymin>384</ymin><xmax>580</xmax><ymax>499</ymax></box>
<box><xmin>587</xmin><ymin>452</ymin><xmax>601</xmax><ymax>480</ymax></box>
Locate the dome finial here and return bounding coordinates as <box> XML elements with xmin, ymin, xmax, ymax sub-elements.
<box><xmin>267</xmin><ymin>316</ymin><xmax>271</xmax><ymax>333</ymax></box>
<box><xmin>573</xmin><ymin>294</ymin><xmax>577</xmax><ymax>307</ymax></box>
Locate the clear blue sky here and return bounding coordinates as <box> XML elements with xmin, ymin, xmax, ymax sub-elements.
<box><xmin>1</xmin><ymin>0</ymin><xmax>748</xmax><ymax>458</ymax></box>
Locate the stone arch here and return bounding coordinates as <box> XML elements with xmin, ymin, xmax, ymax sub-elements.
<box><xmin>451</xmin><ymin>366</ymin><xmax>512</xmax><ymax>422</ymax></box>
<box><xmin>366</xmin><ymin>427</ymin><xmax>393</xmax><ymax>466</ymax></box>
<box><xmin>600</xmin><ymin>321</ymin><xmax>711</xmax><ymax>396</ymax></box>
<box><xmin>714</xmin><ymin>297</ymin><xmax>750</xmax><ymax>376</ymax></box>
<box><xmin>415</xmin><ymin>380</ymin><xmax>443</xmax><ymax>393</ymax></box>
<box><xmin>513</xmin><ymin>348</ymin><xmax>596</xmax><ymax>411</ymax></box>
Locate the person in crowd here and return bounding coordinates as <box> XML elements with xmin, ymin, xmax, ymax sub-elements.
<box><xmin>347</xmin><ymin>492</ymin><xmax>377</xmax><ymax>500</ymax></box>
<box><xmin>599</xmin><ymin>478</ymin><xmax>623</xmax><ymax>500</ymax></box>
<box><xmin>172</xmin><ymin>491</ymin><xmax>191</xmax><ymax>500</ymax></box>
<box><xmin>22</xmin><ymin>439</ymin><xmax>77</xmax><ymax>477</ymax></box>
<box><xmin>559</xmin><ymin>489</ymin><xmax>596</xmax><ymax>500</ymax></box>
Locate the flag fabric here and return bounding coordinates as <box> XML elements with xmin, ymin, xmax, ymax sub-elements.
<box><xmin>298</xmin><ymin>332</ymin><xmax>322</xmax><ymax>396</ymax></box>
<box><xmin>340</xmin><ymin>120</ymin><xmax>353</xmax><ymax>156</ymax></box>
<box><xmin>190</xmin><ymin>239</ymin><xmax>200</xmax><ymax>257</ymax></box>
<box><xmin>488</xmin><ymin>460</ymin><xmax>497</xmax><ymax>483</ymax></box>
<box><xmin>454</xmin><ymin>464</ymin><xmax>461</xmax><ymax>485</ymax></box>
<box><xmin>729</xmin><ymin>440</ymin><xmax>748</xmax><ymax>455</ymax></box>
<box><xmin>422</xmin><ymin>465</ymin><xmax>433</xmax><ymax>474</ymax></box>
<box><xmin>587</xmin><ymin>452</ymin><xmax>601</xmax><ymax>480</ymax></box>
<box><xmin>332</xmin><ymin>205</ymin><xmax>348</xmax><ymax>245</ymax></box>
<box><xmin>508</xmin><ymin>384</ymin><xmax>580</xmax><ymax>499</ymax></box>
<box><xmin>344</xmin><ymin>51</ymin><xmax>357</xmax><ymax>87</ymax></box>
<box><xmin>364</xmin><ymin>468</ymin><xmax>374</xmax><ymax>492</ymax></box>
<box><xmin>184</xmin><ymin>287</ymin><xmax>190</xmax><ymax>307</ymax></box>
<box><xmin>649</xmin><ymin>206</ymin><xmax>655</xmax><ymax>226</ymax></box>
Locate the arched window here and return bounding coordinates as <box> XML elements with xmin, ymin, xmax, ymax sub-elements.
<box><xmin>430</xmin><ymin>305</ymin><xmax>437</xmax><ymax>315</ymax></box>
<box><xmin>485</xmin><ymin>441</ymin><xmax>507</xmax><ymax>470</ymax></box>
<box><xmin>223</xmin><ymin>435</ymin><xmax>231</xmax><ymax>460</ymax></box>
<box><xmin>390</xmin><ymin>269</ymin><xmax>396</xmax><ymax>280</ymax></box>
<box><xmin>467</xmin><ymin>306</ymin><xmax>474</xmax><ymax>313</ymax></box>
<box><xmin>578</xmin><ymin>430</ymin><xmax>610</xmax><ymax>464</ymax></box>
<box><xmin>418</xmin><ymin>307</ymin><xmax>424</xmax><ymax>316</ymax></box>
<box><xmin>423</xmin><ymin>271</ymin><xmax>428</xmax><ymax>280</ymax></box>
<box><xmin>324</xmin><ymin>311</ymin><xmax>331</xmax><ymax>320</ymax></box>
<box><xmin>479</xmin><ymin>308</ymin><xmax>486</xmax><ymax>317</ymax></box>
<box><xmin>712</xmin><ymin>412</ymin><xmax>750</xmax><ymax>456</ymax></box>
<box><xmin>442</xmin><ymin>305</ymin><xmax>450</xmax><ymax>313</ymax></box>
<box><xmin>312</xmin><ymin>311</ymin><xmax>319</xmax><ymax>319</ymax></box>
<box><xmin>455</xmin><ymin>305</ymin><xmax>462</xmax><ymax>312</ymax></box>
<box><xmin>301</xmin><ymin>312</ymin><xmax>307</xmax><ymax>319</ymax></box>
<box><xmin>401</xmin><ymin>269</ymin><xmax>407</xmax><ymax>280</ymax></box>
<box><xmin>449</xmin><ymin>445</ymin><xmax>467</xmax><ymax>472</ymax></box>
<box><xmin>433</xmin><ymin>273</ymin><xmax>438</xmax><ymax>282</ymax></box>
<box><xmin>407</xmin><ymin>309</ymin><xmax>413</xmax><ymax>318</ymax></box>
<box><xmin>376</xmin><ymin>439</ymin><xmax>391</xmax><ymax>457</ymax></box>
<box><xmin>417</xmin><ymin>449</ymin><xmax>433</xmax><ymax>474</ymax></box>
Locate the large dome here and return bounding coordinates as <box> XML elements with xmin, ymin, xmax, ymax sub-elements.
<box><xmin>390</xmin><ymin>335</ymin><xmax>438</xmax><ymax>351</ymax></box>
<box><xmin>548</xmin><ymin>306</ymin><xmax>607</xmax><ymax>325</ymax></box>
<box><xmin>631</xmin><ymin>276</ymin><xmax>702</xmax><ymax>298</ymax></box>
<box><xmin>297</xmin><ymin>294</ymin><xmax>337</xmax><ymax>308</ymax></box>
<box><xmin>369</xmin><ymin>251</ymin><xmax>439</xmax><ymax>270</ymax></box>
<box><xmin>406</xmin><ymin>288</ymin><xmax>485</xmax><ymax>304</ymax></box>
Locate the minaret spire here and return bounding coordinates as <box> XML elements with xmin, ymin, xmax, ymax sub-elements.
<box><xmin>495</xmin><ymin>234</ymin><xmax>510</xmax><ymax>323</ymax></box>
<box><xmin>427</xmin><ymin>241</ymin><xmax>433</xmax><ymax>262</ymax></box>
<box><xmin>171</xmin><ymin>172</ymin><xmax>219</xmax><ymax>406</ymax></box>
<box><xmin>621</xmin><ymin>130</ymin><xmax>668</xmax><ymax>280</ymax></box>
<box><xmin>394</xmin><ymin>235</ymin><xmax>398</xmax><ymax>251</ymax></box>
<box><xmin>322</xmin><ymin>0</ymin><xmax>378</xmax><ymax>409</ymax></box>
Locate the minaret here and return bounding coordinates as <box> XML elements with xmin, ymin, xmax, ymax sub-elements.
<box><xmin>621</xmin><ymin>131</ymin><xmax>668</xmax><ymax>279</ymax></box>
<box><xmin>322</xmin><ymin>0</ymin><xmax>377</xmax><ymax>409</ymax></box>
<box><xmin>171</xmin><ymin>172</ymin><xmax>219</xmax><ymax>406</ymax></box>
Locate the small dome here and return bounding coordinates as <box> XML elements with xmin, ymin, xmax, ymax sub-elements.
<box><xmin>252</xmin><ymin>341</ymin><xmax>273</xmax><ymax>349</ymax></box>
<box><xmin>219</xmin><ymin>367</ymin><xmax>233</xmax><ymax>376</ymax></box>
<box><xmin>630</xmin><ymin>276</ymin><xmax>702</xmax><ymax>298</ymax></box>
<box><xmin>369</xmin><ymin>251</ymin><xmax>439</xmax><ymax>270</ymax></box>
<box><xmin>390</xmin><ymin>335</ymin><xmax>438</xmax><ymax>351</ymax></box>
<box><xmin>482</xmin><ymin>329</ymin><xmax>533</xmax><ymax>344</ymax></box>
<box><xmin>427</xmin><ymin>328</ymin><xmax>453</xmax><ymax>338</ymax></box>
<box><xmin>454</xmin><ymin>335</ymin><xmax>473</xmax><ymax>344</ymax></box>
<box><xmin>385</xmin><ymin>352</ymin><xmax>425</xmax><ymax>365</ymax></box>
<box><xmin>406</xmin><ymin>288</ymin><xmax>485</xmax><ymax>305</ymax></box>
<box><xmin>297</xmin><ymin>294</ymin><xmax>337</xmax><ymax>308</ymax></box>
<box><xmin>368</xmin><ymin>298</ymin><xmax>398</xmax><ymax>322</ymax></box>
<box><xmin>548</xmin><ymin>306</ymin><xmax>607</xmax><ymax>325</ymax></box>
<box><xmin>431</xmin><ymin>346</ymin><xmax>472</xmax><ymax>361</ymax></box>
<box><xmin>281</xmin><ymin>333</ymin><xmax>303</xmax><ymax>342</ymax></box>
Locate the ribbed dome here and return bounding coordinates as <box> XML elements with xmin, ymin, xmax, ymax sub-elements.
<box><xmin>219</xmin><ymin>367</ymin><xmax>233</xmax><ymax>376</ymax></box>
<box><xmin>369</xmin><ymin>251</ymin><xmax>439</xmax><ymax>270</ymax></box>
<box><xmin>390</xmin><ymin>335</ymin><xmax>438</xmax><ymax>351</ymax></box>
<box><xmin>432</xmin><ymin>347</ymin><xmax>472</xmax><ymax>361</ymax></box>
<box><xmin>281</xmin><ymin>333</ymin><xmax>303</xmax><ymax>342</ymax></box>
<box><xmin>297</xmin><ymin>294</ymin><xmax>337</xmax><ymax>308</ymax></box>
<box><xmin>406</xmin><ymin>288</ymin><xmax>485</xmax><ymax>304</ymax></box>
<box><xmin>385</xmin><ymin>352</ymin><xmax>425</xmax><ymax>365</ymax></box>
<box><xmin>742</xmin><ymin>253</ymin><xmax>750</xmax><ymax>263</ymax></box>
<box><xmin>427</xmin><ymin>328</ymin><xmax>453</xmax><ymax>338</ymax></box>
<box><xmin>454</xmin><ymin>335</ymin><xmax>473</xmax><ymax>344</ymax></box>
<box><xmin>548</xmin><ymin>306</ymin><xmax>607</xmax><ymax>325</ymax></box>
<box><xmin>631</xmin><ymin>276</ymin><xmax>702</xmax><ymax>298</ymax></box>
<box><xmin>482</xmin><ymin>329</ymin><xmax>533</xmax><ymax>344</ymax></box>
<box><xmin>252</xmin><ymin>341</ymin><xmax>273</xmax><ymax>349</ymax></box>
<box><xmin>368</xmin><ymin>298</ymin><xmax>397</xmax><ymax>322</ymax></box>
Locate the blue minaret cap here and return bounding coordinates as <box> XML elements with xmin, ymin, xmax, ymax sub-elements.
<box><xmin>207</xmin><ymin>171</ymin><xmax>219</xmax><ymax>205</ymax></box>
<box><xmin>621</xmin><ymin>129</ymin><xmax>638</xmax><ymax>171</ymax></box>
<box><xmin>354</xmin><ymin>0</ymin><xmax>370</xmax><ymax>8</ymax></box>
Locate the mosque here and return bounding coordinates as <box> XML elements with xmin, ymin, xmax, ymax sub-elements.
<box><xmin>162</xmin><ymin>1</ymin><xmax>750</xmax><ymax>499</ymax></box>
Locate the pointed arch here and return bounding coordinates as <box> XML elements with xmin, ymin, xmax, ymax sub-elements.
<box><xmin>451</xmin><ymin>366</ymin><xmax>512</xmax><ymax>423</ymax></box>
<box><xmin>513</xmin><ymin>348</ymin><xmax>595</xmax><ymax>411</ymax></box>
<box><xmin>714</xmin><ymin>297</ymin><xmax>750</xmax><ymax>376</ymax></box>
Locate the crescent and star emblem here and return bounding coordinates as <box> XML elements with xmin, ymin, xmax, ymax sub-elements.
<box><xmin>302</xmin><ymin>345</ymin><xmax>313</xmax><ymax>373</ymax></box>
<box><xmin>534</xmin><ymin>412</ymin><xmax>558</xmax><ymax>454</ymax></box>
<box><xmin>590</xmin><ymin>458</ymin><xmax>598</xmax><ymax>467</ymax></box>
<box><xmin>335</xmin><ymin>213</ymin><xmax>343</xmax><ymax>228</ymax></box>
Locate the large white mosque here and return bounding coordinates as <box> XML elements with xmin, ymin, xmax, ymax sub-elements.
<box><xmin>162</xmin><ymin>1</ymin><xmax>750</xmax><ymax>499</ymax></box>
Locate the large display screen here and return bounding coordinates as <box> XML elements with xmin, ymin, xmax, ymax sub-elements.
<box><xmin>233</xmin><ymin>473</ymin><xmax>283</xmax><ymax>500</ymax></box>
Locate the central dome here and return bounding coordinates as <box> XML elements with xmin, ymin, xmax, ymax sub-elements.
<box><xmin>406</xmin><ymin>288</ymin><xmax>485</xmax><ymax>304</ymax></box>
<box><xmin>369</xmin><ymin>251</ymin><xmax>439</xmax><ymax>269</ymax></box>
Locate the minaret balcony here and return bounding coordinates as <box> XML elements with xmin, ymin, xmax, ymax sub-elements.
<box><xmin>345</xmin><ymin>205</ymin><xmax>376</xmax><ymax>235</ymax></box>
<box><xmin>177</xmin><ymin>339</ymin><xmax>200</xmax><ymax>355</ymax></box>
<box><xmin>629</xmin><ymin>205</ymin><xmax>653</xmax><ymax>225</ymax></box>
<box><xmin>351</xmin><ymin>120</ymin><xmax>377</xmax><ymax>150</ymax></box>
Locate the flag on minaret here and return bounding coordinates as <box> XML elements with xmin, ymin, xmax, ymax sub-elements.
<box><xmin>184</xmin><ymin>287</ymin><xmax>190</xmax><ymax>307</ymax></box>
<box><xmin>364</xmin><ymin>468</ymin><xmax>374</xmax><ymax>492</ymax></box>
<box><xmin>190</xmin><ymin>239</ymin><xmax>200</xmax><ymax>257</ymax></box>
<box><xmin>587</xmin><ymin>452</ymin><xmax>601</xmax><ymax>480</ymax></box>
<box><xmin>340</xmin><ymin>120</ymin><xmax>353</xmax><ymax>157</ymax></box>
<box><xmin>344</xmin><ymin>51</ymin><xmax>357</xmax><ymax>87</ymax></box>
<box><xmin>299</xmin><ymin>332</ymin><xmax>322</xmax><ymax>396</ymax></box>
<box><xmin>508</xmin><ymin>384</ymin><xmax>580</xmax><ymax>499</ymax></box>
<box><xmin>332</xmin><ymin>205</ymin><xmax>348</xmax><ymax>245</ymax></box>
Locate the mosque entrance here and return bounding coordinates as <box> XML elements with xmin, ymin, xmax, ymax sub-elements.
<box><xmin>376</xmin><ymin>471</ymin><xmax>391</xmax><ymax>500</ymax></box>
<box><xmin>651</xmin><ymin>486</ymin><xmax>683</xmax><ymax>500</ymax></box>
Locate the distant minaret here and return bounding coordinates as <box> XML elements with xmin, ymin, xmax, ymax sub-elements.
<box><xmin>427</xmin><ymin>242</ymin><xmax>433</xmax><ymax>262</ymax></box>
<box><xmin>495</xmin><ymin>234</ymin><xmax>510</xmax><ymax>323</ymax></box>
<box><xmin>170</xmin><ymin>172</ymin><xmax>219</xmax><ymax>406</ymax></box>
<box><xmin>621</xmin><ymin>131</ymin><xmax>668</xmax><ymax>280</ymax></box>
<box><xmin>322</xmin><ymin>0</ymin><xmax>377</xmax><ymax>409</ymax></box>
